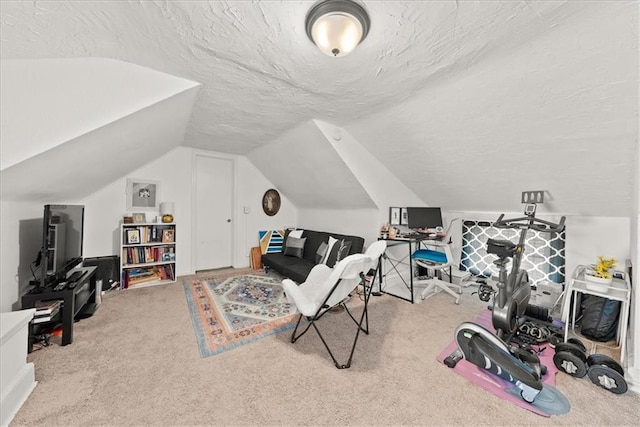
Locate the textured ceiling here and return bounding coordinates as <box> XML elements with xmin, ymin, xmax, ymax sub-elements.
<box><xmin>1</xmin><ymin>1</ymin><xmax>638</xmax><ymax>216</ymax></box>
<box><xmin>1</xmin><ymin>0</ymin><xmax>581</xmax><ymax>154</ymax></box>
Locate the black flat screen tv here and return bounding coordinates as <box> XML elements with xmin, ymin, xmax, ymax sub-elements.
<box><xmin>39</xmin><ymin>204</ymin><xmax>85</xmax><ymax>287</ymax></box>
<box><xmin>407</xmin><ymin>207</ymin><xmax>443</xmax><ymax>230</ymax></box>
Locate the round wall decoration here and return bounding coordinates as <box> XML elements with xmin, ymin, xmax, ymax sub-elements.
<box><xmin>262</xmin><ymin>189</ymin><xmax>281</xmax><ymax>216</ymax></box>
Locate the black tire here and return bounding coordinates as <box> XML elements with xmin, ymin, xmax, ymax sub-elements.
<box><xmin>553</xmin><ymin>351</ymin><xmax>588</xmax><ymax>378</ymax></box>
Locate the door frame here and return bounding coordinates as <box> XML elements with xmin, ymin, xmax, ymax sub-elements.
<box><xmin>191</xmin><ymin>150</ymin><xmax>237</xmax><ymax>273</ymax></box>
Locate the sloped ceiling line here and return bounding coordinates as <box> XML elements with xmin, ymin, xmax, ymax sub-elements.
<box><xmin>0</xmin><ymin>58</ymin><xmax>201</xmax><ymax>202</ymax></box>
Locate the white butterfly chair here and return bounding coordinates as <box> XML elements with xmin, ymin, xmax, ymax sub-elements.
<box><xmin>411</xmin><ymin>218</ymin><xmax>462</xmax><ymax>304</ymax></box>
<box><xmin>282</xmin><ymin>241</ymin><xmax>387</xmax><ymax>369</ymax></box>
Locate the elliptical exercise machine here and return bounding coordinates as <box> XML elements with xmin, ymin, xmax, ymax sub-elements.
<box><xmin>487</xmin><ymin>200</ymin><xmax>565</xmax><ymax>341</ymax></box>
<box><xmin>444</xmin><ymin>193</ymin><xmax>568</xmax><ymax>413</ymax></box>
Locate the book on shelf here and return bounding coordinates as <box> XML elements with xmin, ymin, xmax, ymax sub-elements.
<box><xmin>123</xmin><ymin>224</ymin><xmax>174</xmax><ymax>245</ymax></box>
<box><xmin>33</xmin><ymin>300</ymin><xmax>61</xmax><ymax>323</ymax></box>
<box><xmin>34</xmin><ymin>299</ymin><xmax>62</xmax><ymax>315</ymax></box>
<box><xmin>123</xmin><ymin>264</ymin><xmax>175</xmax><ymax>288</ymax></box>
<box><xmin>33</xmin><ymin>313</ymin><xmax>60</xmax><ymax>324</ymax></box>
<box><xmin>122</xmin><ymin>245</ymin><xmax>176</xmax><ymax>265</ymax></box>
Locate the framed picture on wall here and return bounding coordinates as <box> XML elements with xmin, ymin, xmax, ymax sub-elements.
<box><xmin>400</xmin><ymin>208</ymin><xmax>408</xmax><ymax>225</ymax></box>
<box><xmin>389</xmin><ymin>207</ymin><xmax>401</xmax><ymax>226</ymax></box>
<box><xmin>262</xmin><ymin>189</ymin><xmax>281</xmax><ymax>216</ymax></box>
<box><xmin>127</xmin><ymin>179</ymin><xmax>160</xmax><ymax>210</ymax></box>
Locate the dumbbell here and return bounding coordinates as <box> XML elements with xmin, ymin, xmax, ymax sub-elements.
<box><xmin>567</xmin><ymin>338</ymin><xmax>587</xmax><ymax>352</ymax></box>
<box><xmin>586</xmin><ymin>354</ymin><xmax>628</xmax><ymax>394</ymax></box>
<box><xmin>553</xmin><ymin>341</ymin><xmax>588</xmax><ymax>378</ymax></box>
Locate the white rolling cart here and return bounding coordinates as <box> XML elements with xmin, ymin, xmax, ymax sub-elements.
<box><xmin>555</xmin><ymin>265</ymin><xmax>632</xmax><ymax>394</ymax></box>
<box><xmin>561</xmin><ymin>265</ymin><xmax>631</xmax><ymax>365</ymax></box>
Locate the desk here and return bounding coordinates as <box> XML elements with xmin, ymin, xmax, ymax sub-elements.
<box><xmin>21</xmin><ymin>266</ymin><xmax>97</xmax><ymax>352</ymax></box>
<box><xmin>561</xmin><ymin>265</ymin><xmax>631</xmax><ymax>364</ymax></box>
<box><xmin>378</xmin><ymin>235</ymin><xmax>443</xmax><ymax>303</ymax></box>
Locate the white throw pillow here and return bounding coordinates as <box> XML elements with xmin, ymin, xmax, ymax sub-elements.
<box><xmin>288</xmin><ymin>229</ymin><xmax>304</xmax><ymax>239</ymax></box>
<box><xmin>322</xmin><ymin>236</ymin><xmax>339</xmax><ymax>265</ymax></box>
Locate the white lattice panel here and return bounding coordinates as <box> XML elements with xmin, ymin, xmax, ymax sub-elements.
<box><xmin>460</xmin><ymin>220</ymin><xmax>565</xmax><ymax>285</ymax></box>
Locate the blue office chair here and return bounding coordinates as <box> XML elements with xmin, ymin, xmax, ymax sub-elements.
<box><xmin>411</xmin><ymin>218</ymin><xmax>462</xmax><ymax>304</ymax></box>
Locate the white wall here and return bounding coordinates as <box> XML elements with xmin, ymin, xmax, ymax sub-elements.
<box><xmin>80</xmin><ymin>147</ymin><xmax>296</xmax><ymax>274</ymax></box>
<box><xmin>246</xmin><ymin>120</ymin><xmax>376</xmax><ymax>210</ymax></box>
<box><xmin>299</xmin><ymin>121</ymin><xmax>424</xmax><ymax>250</ymax></box>
<box><xmin>1</xmin><ymin>147</ymin><xmax>295</xmax><ymax>313</ymax></box>
<box><xmin>297</xmin><ymin>208</ymin><xmax>379</xmax><ymax>246</ymax></box>
<box><xmin>315</xmin><ymin>120</ymin><xmax>424</xmax><ymax>229</ymax></box>
<box><xmin>628</xmin><ymin>138</ymin><xmax>639</xmax><ymax>392</ymax></box>
<box><xmin>233</xmin><ymin>155</ymin><xmax>297</xmax><ymax>262</ymax></box>
<box><xmin>0</xmin><ymin>201</ymin><xmax>46</xmax><ymax>311</ymax></box>
<box><xmin>80</xmin><ymin>147</ymin><xmax>194</xmax><ymax>274</ymax></box>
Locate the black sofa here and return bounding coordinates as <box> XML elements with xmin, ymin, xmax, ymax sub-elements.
<box><xmin>262</xmin><ymin>229</ymin><xmax>365</xmax><ymax>283</ymax></box>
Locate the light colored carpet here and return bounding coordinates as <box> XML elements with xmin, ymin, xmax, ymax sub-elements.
<box><xmin>12</xmin><ymin>270</ymin><xmax>640</xmax><ymax>426</ymax></box>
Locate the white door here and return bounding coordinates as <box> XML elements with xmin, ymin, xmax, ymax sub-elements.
<box><xmin>194</xmin><ymin>155</ymin><xmax>234</xmax><ymax>271</ymax></box>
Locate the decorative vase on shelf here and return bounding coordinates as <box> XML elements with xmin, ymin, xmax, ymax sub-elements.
<box><xmin>584</xmin><ymin>256</ymin><xmax>616</xmax><ymax>292</ymax></box>
<box><xmin>584</xmin><ymin>273</ymin><xmax>612</xmax><ymax>292</ymax></box>
<box><xmin>160</xmin><ymin>202</ymin><xmax>175</xmax><ymax>223</ymax></box>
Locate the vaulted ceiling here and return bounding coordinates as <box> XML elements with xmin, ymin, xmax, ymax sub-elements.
<box><xmin>1</xmin><ymin>1</ymin><xmax>638</xmax><ymax>216</ymax></box>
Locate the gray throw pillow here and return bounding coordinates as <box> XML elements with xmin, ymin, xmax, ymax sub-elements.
<box><xmin>283</xmin><ymin>236</ymin><xmax>306</xmax><ymax>258</ymax></box>
<box><xmin>315</xmin><ymin>241</ymin><xmax>328</xmax><ymax>264</ymax></box>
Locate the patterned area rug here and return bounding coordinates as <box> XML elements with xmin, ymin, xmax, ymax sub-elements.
<box><xmin>182</xmin><ymin>269</ymin><xmax>298</xmax><ymax>358</ymax></box>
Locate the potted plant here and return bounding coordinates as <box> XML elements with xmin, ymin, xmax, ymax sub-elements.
<box><xmin>584</xmin><ymin>256</ymin><xmax>616</xmax><ymax>291</ymax></box>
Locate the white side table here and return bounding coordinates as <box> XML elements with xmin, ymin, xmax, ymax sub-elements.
<box><xmin>1</xmin><ymin>309</ymin><xmax>37</xmax><ymax>426</ymax></box>
<box><xmin>561</xmin><ymin>265</ymin><xmax>631</xmax><ymax>365</ymax></box>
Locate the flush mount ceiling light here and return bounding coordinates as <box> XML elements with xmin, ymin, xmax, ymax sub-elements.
<box><xmin>305</xmin><ymin>0</ymin><xmax>370</xmax><ymax>57</ymax></box>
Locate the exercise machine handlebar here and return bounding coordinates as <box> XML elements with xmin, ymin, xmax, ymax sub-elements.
<box><xmin>493</xmin><ymin>214</ymin><xmax>565</xmax><ymax>233</ymax></box>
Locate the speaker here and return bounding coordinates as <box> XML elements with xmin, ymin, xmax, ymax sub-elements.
<box><xmin>83</xmin><ymin>255</ymin><xmax>120</xmax><ymax>291</ymax></box>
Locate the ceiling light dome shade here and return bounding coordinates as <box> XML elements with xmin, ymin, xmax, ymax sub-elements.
<box><xmin>306</xmin><ymin>0</ymin><xmax>370</xmax><ymax>57</ymax></box>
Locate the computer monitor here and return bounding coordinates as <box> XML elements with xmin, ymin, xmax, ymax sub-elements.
<box><xmin>407</xmin><ymin>207</ymin><xmax>443</xmax><ymax>230</ymax></box>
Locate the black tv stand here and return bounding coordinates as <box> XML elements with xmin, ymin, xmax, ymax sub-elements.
<box><xmin>22</xmin><ymin>266</ymin><xmax>97</xmax><ymax>352</ymax></box>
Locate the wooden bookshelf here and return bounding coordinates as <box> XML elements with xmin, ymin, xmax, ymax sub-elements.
<box><xmin>120</xmin><ymin>222</ymin><xmax>176</xmax><ymax>289</ymax></box>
